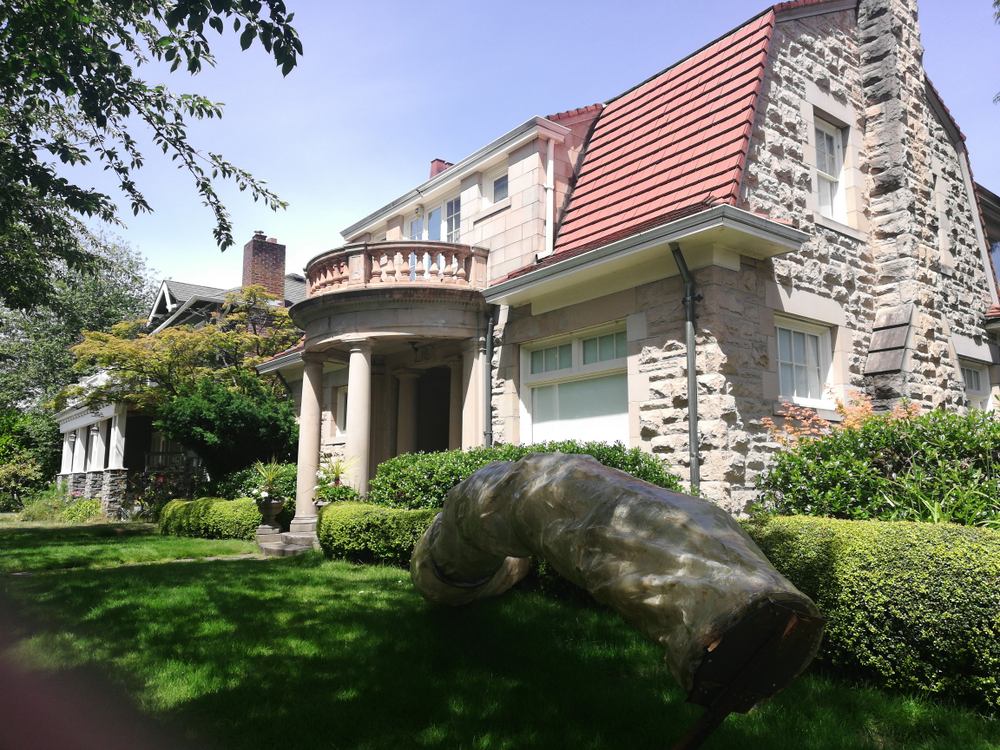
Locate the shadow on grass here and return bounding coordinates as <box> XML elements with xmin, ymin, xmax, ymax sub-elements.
<box><xmin>0</xmin><ymin>524</ymin><xmax>255</xmax><ymax>574</ymax></box>
<box><xmin>3</xmin><ymin>555</ymin><xmax>998</xmax><ymax>750</ymax></box>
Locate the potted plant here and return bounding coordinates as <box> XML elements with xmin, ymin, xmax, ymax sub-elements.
<box><xmin>252</xmin><ymin>461</ymin><xmax>287</xmax><ymax>534</ymax></box>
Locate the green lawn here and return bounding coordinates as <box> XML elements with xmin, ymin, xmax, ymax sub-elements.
<box><xmin>0</xmin><ymin>523</ymin><xmax>256</xmax><ymax>574</ymax></box>
<box><xmin>0</xmin><ymin>526</ymin><xmax>997</xmax><ymax>750</ymax></box>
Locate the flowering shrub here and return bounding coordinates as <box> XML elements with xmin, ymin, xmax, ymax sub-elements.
<box><xmin>759</xmin><ymin>400</ymin><xmax>1000</xmax><ymax>528</ymax></box>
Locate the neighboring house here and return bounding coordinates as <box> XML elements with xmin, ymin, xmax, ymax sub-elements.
<box><xmin>55</xmin><ymin>232</ymin><xmax>306</xmax><ymax>514</ymax></box>
<box><xmin>261</xmin><ymin>0</ymin><xmax>1000</xmax><ymax>538</ymax></box>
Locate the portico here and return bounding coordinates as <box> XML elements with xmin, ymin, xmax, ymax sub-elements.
<box><xmin>273</xmin><ymin>240</ymin><xmax>491</xmax><ymax>537</ymax></box>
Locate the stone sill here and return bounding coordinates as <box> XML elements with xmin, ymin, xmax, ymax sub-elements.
<box><xmin>772</xmin><ymin>400</ymin><xmax>843</xmax><ymax>423</ymax></box>
<box><xmin>473</xmin><ymin>197</ymin><xmax>511</xmax><ymax>225</ymax></box>
<box><xmin>812</xmin><ymin>212</ymin><xmax>867</xmax><ymax>242</ymax></box>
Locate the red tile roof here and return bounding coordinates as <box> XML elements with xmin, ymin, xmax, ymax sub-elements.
<box><xmin>554</xmin><ymin>9</ymin><xmax>775</xmax><ymax>256</ymax></box>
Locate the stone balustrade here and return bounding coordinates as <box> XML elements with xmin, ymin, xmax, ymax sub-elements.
<box><xmin>306</xmin><ymin>242</ymin><xmax>489</xmax><ymax>297</ymax></box>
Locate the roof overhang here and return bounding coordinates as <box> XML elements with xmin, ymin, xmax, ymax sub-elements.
<box><xmin>151</xmin><ymin>295</ymin><xmax>222</xmax><ymax>333</ymax></box>
<box><xmin>341</xmin><ymin>116</ymin><xmax>571</xmax><ymax>241</ymax></box>
<box><xmin>257</xmin><ymin>349</ymin><xmax>304</xmax><ymax>377</ymax></box>
<box><xmin>484</xmin><ymin>205</ymin><xmax>810</xmax><ymax>314</ymax></box>
<box><xmin>55</xmin><ymin>403</ymin><xmax>116</xmax><ymax>433</ymax></box>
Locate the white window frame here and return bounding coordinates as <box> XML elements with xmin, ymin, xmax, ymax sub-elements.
<box><xmin>409</xmin><ymin>194</ymin><xmax>461</xmax><ymax>243</ymax></box>
<box><xmin>814</xmin><ymin>117</ymin><xmax>846</xmax><ymax>224</ymax></box>
<box><xmin>960</xmin><ymin>361</ymin><xmax>992</xmax><ymax>411</ymax></box>
<box><xmin>519</xmin><ymin>325</ymin><xmax>629</xmax><ymax>442</ymax></box>
<box><xmin>484</xmin><ymin>166</ymin><xmax>509</xmax><ymax>205</ymax></box>
<box><xmin>774</xmin><ymin>316</ymin><xmax>834</xmax><ymax>410</ymax></box>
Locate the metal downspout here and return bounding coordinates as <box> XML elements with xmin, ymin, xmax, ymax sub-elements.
<box><xmin>483</xmin><ymin>306</ymin><xmax>497</xmax><ymax>447</ymax></box>
<box><xmin>670</xmin><ymin>242</ymin><xmax>702</xmax><ymax>493</ymax></box>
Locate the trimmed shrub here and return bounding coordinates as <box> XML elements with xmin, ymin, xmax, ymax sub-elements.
<box><xmin>743</xmin><ymin>514</ymin><xmax>1000</xmax><ymax>713</ymax></box>
<box><xmin>317</xmin><ymin>484</ymin><xmax>361</xmax><ymax>504</ymax></box>
<box><xmin>158</xmin><ymin>497</ymin><xmax>261</xmax><ymax>540</ymax></box>
<box><xmin>368</xmin><ymin>441</ymin><xmax>682</xmax><ymax>509</ymax></box>
<box><xmin>318</xmin><ymin>502</ymin><xmax>438</xmax><ymax>566</ymax></box>
<box><xmin>758</xmin><ymin>410</ymin><xmax>1000</xmax><ymax>527</ymax></box>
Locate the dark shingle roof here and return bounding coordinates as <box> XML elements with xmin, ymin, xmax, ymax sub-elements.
<box><xmin>164</xmin><ymin>280</ymin><xmax>227</xmax><ymax>304</ymax></box>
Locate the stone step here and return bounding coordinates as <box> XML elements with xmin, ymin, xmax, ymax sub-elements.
<box><xmin>259</xmin><ymin>542</ymin><xmax>314</xmax><ymax>558</ymax></box>
<box><xmin>281</xmin><ymin>532</ymin><xmax>319</xmax><ymax>548</ymax></box>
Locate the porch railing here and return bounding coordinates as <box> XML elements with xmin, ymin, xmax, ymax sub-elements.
<box><xmin>306</xmin><ymin>241</ymin><xmax>489</xmax><ymax>297</ymax></box>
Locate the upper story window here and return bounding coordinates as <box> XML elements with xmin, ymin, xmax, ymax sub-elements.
<box><xmin>485</xmin><ymin>167</ymin><xmax>509</xmax><ymax>204</ymax></box>
<box><xmin>408</xmin><ymin>195</ymin><xmax>461</xmax><ymax>243</ymax></box>
<box><xmin>814</xmin><ymin>117</ymin><xmax>846</xmax><ymax>223</ymax></box>
<box><xmin>775</xmin><ymin>317</ymin><xmax>833</xmax><ymax>408</ymax></box>
<box><xmin>446</xmin><ymin>197</ymin><xmax>461</xmax><ymax>242</ymax></box>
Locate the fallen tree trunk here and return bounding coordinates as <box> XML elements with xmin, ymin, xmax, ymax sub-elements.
<box><xmin>411</xmin><ymin>453</ymin><xmax>823</xmax><ymax>716</ymax></box>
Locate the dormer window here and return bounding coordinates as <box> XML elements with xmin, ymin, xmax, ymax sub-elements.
<box><xmin>814</xmin><ymin>117</ymin><xmax>846</xmax><ymax>223</ymax></box>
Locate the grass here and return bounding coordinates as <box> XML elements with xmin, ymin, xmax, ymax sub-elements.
<box><xmin>0</xmin><ymin>523</ymin><xmax>256</xmax><ymax>574</ymax></box>
<box><xmin>0</xmin><ymin>527</ymin><xmax>997</xmax><ymax>749</ymax></box>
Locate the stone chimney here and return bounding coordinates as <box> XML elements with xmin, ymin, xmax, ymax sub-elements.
<box><xmin>242</xmin><ymin>230</ymin><xmax>286</xmax><ymax>302</ymax></box>
<box><xmin>429</xmin><ymin>158</ymin><xmax>453</xmax><ymax>178</ymax></box>
<box><xmin>858</xmin><ymin>0</ymin><xmax>958</xmax><ymax>406</ymax></box>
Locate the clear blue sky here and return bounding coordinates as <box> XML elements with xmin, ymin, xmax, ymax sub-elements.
<box><xmin>82</xmin><ymin>0</ymin><xmax>1000</xmax><ymax>287</ymax></box>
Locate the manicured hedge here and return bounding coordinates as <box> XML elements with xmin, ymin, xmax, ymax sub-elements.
<box><xmin>317</xmin><ymin>502</ymin><xmax>438</xmax><ymax>567</ymax></box>
<box><xmin>743</xmin><ymin>514</ymin><xmax>1000</xmax><ymax>713</ymax></box>
<box><xmin>158</xmin><ymin>497</ymin><xmax>261</xmax><ymax>540</ymax></box>
<box><xmin>368</xmin><ymin>441</ymin><xmax>682</xmax><ymax>509</ymax></box>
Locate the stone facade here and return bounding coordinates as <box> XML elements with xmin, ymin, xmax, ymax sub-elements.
<box><xmin>489</xmin><ymin>0</ymin><xmax>998</xmax><ymax>511</ymax></box>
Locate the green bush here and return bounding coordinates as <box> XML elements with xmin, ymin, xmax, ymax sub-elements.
<box><xmin>743</xmin><ymin>514</ymin><xmax>1000</xmax><ymax>713</ymax></box>
<box><xmin>0</xmin><ymin>410</ymin><xmax>60</xmax><ymax>512</ymax></box>
<box><xmin>60</xmin><ymin>499</ymin><xmax>104</xmax><ymax>524</ymax></box>
<box><xmin>317</xmin><ymin>483</ymin><xmax>361</xmax><ymax>504</ymax></box>
<box><xmin>368</xmin><ymin>441</ymin><xmax>682</xmax><ymax>509</ymax></box>
<box><xmin>758</xmin><ymin>410</ymin><xmax>1000</xmax><ymax>527</ymax></box>
<box><xmin>158</xmin><ymin>497</ymin><xmax>261</xmax><ymax>540</ymax></box>
<box><xmin>317</xmin><ymin>502</ymin><xmax>438</xmax><ymax>566</ymax></box>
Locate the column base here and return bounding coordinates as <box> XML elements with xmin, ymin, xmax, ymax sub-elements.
<box><xmin>289</xmin><ymin>516</ymin><xmax>318</xmax><ymax>535</ymax></box>
<box><xmin>256</xmin><ymin>523</ymin><xmax>283</xmax><ymax>544</ymax></box>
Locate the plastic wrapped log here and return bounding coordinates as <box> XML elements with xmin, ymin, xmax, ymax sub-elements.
<box><xmin>411</xmin><ymin>454</ymin><xmax>824</xmax><ymax>715</ymax></box>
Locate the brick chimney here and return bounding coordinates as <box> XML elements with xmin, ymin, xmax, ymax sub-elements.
<box><xmin>429</xmin><ymin>158</ymin><xmax>453</xmax><ymax>178</ymax></box>
<box><xmin>242</xmin><ymin>230</ymin><xmax>286</xmax><ymax>301</ymax></box>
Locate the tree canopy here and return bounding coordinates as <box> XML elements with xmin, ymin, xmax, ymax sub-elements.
<box><xmin>0</xmin><ymin>231</ymin><xmax>157</xmax><ymax>409</ymax></box>
<box><xmin>0</xmin><ymin>0</ymin><xmax>301</xmax><ymax>309</ymax></box>
<box><xmin>64</xmin><ymin>284</ymin><xmax>300</xmax><ymax>411</ymax></box>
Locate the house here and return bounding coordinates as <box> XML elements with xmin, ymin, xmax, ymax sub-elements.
<box><xmin>261</xmin><ymin>0</ymin><xmax>1000</xmax><ymax>544</ymax></box>
<box><xmin>54</xmin><ymin>232</ymin><xmax>306</xmax><ymax>514</ymax></box>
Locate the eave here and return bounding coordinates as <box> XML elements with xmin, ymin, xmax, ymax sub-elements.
<box><xmin>341</xmin><ymin>116</ymin><xmax>571</xmax><ymax>241</ymax></box>
<box><xmin>485</xmin><ymin>205</ymin><xmax>809</xmax><ymax>314</ymax></box>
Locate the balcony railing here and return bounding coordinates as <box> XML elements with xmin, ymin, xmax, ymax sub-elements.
<box><xmin>306</xmin><ymin>241</ymin><xmax>489</xmax><ymax>297</ymax></box>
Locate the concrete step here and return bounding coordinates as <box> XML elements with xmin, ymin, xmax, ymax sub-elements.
<box><xmin>282</xmin><ymin>532</ymin><xmax>319</xmax><ymax>548</ymax></box>
<box><xmin>259</xmin><ymin>542</ymin><xmax>314</xmax><ymax>558</ymax></box>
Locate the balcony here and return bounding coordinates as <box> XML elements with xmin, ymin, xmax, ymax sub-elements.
<box><xmin>306</xmin><ymin>241</ymin><xmax>489</xmax><ymax>297</ymax></box>
<box><xmin>291</xmin><ymin>241</ymin><xmax>491</xmax><ymax>351</ymax></box>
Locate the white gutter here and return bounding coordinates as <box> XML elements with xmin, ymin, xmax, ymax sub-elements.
<box><xmin>341</xmin><ymin>116</ymin><xmax>570</xmax><ymax>241</ymax></box>
<box><xmin>539</xmin><ymin>137</ymin><xmax>556</xmax><ymax>260</ymax></box>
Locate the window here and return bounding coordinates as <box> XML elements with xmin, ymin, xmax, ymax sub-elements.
<box><xmin>485</xmin><ymin>167</ymin><xmax>509</xmax><ymax>204</ymax></box>
<box><xmin>775</xmin><ymin>318</ymin><xmax>832</xmax><ymax>407</ymax></box>
<box><xmin>991</xmin><ymin>241</ymin><xmax>1000</xmax><ymax>287</ymax></box>
<box><xmin>522</xmin><ymin>327</ymin><xmax>629</xmax><ymax>444</ymax></box>
<box><xmin>408</xmin><ymin>216</ymin><xmax>423</xmax><ymax>241</ymax></box>
<box><xmin>961</xmin><ymin>362</ymin><xmax>992</xmax><ymax>410</ymax></box>
<box><xmin>445</xmin><ymin>197</ymin><xmax>461</xmax><ymax>242</ymax></box>
<box><xmin>814</xmin><ymin>117</ymin><xmax>846</xmax><ymax>223</ymax></box>
<box><xmin>335</xmin><ymin>386</ymin><xmax>348</xmax><ymax>435</ymax></box>
<box><xmin>426</xmin><ymin>206</ymin><xmax>441</xmax><ymax>241</ymax></box>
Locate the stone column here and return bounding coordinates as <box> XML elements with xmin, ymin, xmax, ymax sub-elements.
<box><xmin>345</xmin><ymin>339</ymin><xmax>373</xmax><ymax>493</ymax></box>
<box><xmin>461</xmin><ymin>338</ymin><xmax>485</xmax><ymax>449</ymax></box>
<box><xmin>291</xmin><ymin>355</ymin><xmax>325</xmax><ymax>534</ymax></box>
<box><xmin>395</xmin><ymin>370</ymin><xmax>419</xmax><ymax>456</ymax></box>
<box><xmin>108</xmin><ymin>403</ymin><xmax>127</xmax><ymax>470</ymax></box>
<box><xmin>448</xmin><ymin>360</ymin><xmax>463</xmax><ymax>449</ymax></box>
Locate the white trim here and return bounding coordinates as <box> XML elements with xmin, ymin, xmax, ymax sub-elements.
<box><xmin>774</xmin><ymin>315</ymin><xmax>835</xmax><ymax>410</ymax></box>
<box><xmin>483</xmin><ymin>165</ymin><xmax>509</xmax><ymax>206</ymax></box>
<box><xmin>519</xmin><ymin>324</ymin><xmax>628</xmax><ymax>442</ymax></box>
<box><xmin>342</xmin><ymin>117</ymin><xmax>569</xmax><ymax>240</ymax></box>
<box><xmin>960</xmin><ymin>360</ymin><xmax>993</xmax><ymax>411</ymax></box>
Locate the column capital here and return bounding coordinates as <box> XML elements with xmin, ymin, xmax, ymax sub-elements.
<box><xmin>343</xmin><ymin>336</ymin><xmax>373</xmax><ymax>354</ymax></box>
<box><xmin>301</xmin><ymin>352</ymin><xmax>328</xmax><ymax>365</ymax></box>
